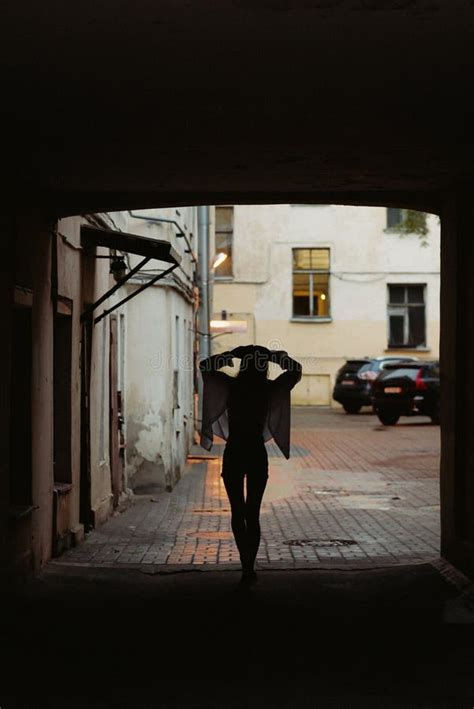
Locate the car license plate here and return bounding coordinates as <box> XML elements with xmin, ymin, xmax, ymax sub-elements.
<box><xmin>342</xmin><ymin>380</ymin><xmax>355</xmax><ymax>386</ymax></box>
<box><xmin>384</xmin><ymin>386</ymin><xmax>402</xmax><ymax>394</ymax></box>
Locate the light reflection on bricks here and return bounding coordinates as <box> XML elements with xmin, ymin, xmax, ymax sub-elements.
<box><xmin>55</xmin><ymin>410</ymin><xmax>440</xmax><ymax>570</ymax></box>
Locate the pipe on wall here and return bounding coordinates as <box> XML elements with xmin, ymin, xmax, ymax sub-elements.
<box><xmin>197</xmin><ymin>206</ymin><xmax>211</xmax><ymax>360</ymax></box>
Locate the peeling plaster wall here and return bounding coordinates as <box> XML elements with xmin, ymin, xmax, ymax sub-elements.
<box><xmin>124</xmin><ymin>284</ymin><xmax>195</xmax><ymax>493</ymax></box>
<box><xmin>115</xmin><ymin>208</ymin><xmax>196</xmax><ymax>493</ymax></box>
<box><xmin>213</xmin><ymin>205</ymin><xmax>440</xmax><ymax>406</ymax></box>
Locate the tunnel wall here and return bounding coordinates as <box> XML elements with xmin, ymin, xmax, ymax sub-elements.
<box><xmin>0</xmin><ymin>217</ymin><xmax>14</xmax><ymax>570</ymax></box>
<box><xmin>440</xmin><ymin>191</ymin><xmax>474</xmax><ymax>577</ymax></box>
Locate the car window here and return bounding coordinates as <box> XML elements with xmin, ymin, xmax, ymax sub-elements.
<box><xmin>379</xmin><ymin>360</ymin><xmax>400</xmax><ymax>371</ymax></box>
<box><xmin>380</xmin><ymin>358</ymin><xmax>415</xmax><ymax>371</ymax></box>
<box><xmin>339</xmin><ymin>361</ymin><xmax>368</xmax><ymax>375</ymax></box>
<box><xmin>383</xmin><ymin>367</ymin><xmax>421</xmax><ymax>380</ymax></box>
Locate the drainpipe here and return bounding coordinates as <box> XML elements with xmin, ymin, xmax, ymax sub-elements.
<box><xmin>197</xmin><ymin>206</ymin><xmax>211</xmax><ymax>360</ymax></box>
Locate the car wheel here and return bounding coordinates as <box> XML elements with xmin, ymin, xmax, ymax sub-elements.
<box><xmin>377</xmin><ymin>410</ymin><xmax>400</xmax><ymax>426</ymax></box>
<box><xmin>343</xmin><ymin>403</ymin><xmax>362</xmax><ymax>414</ymax></box>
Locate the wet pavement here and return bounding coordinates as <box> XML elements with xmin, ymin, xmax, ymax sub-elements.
<box><xmin>55</xmin><ymin>407</ymin><xmax>440</xmax><ymax>571</ymax></box>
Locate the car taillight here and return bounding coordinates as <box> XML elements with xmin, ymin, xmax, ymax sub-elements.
<box><xmin>415</xmin><ymin>369</ymin><xmax>428</xmax><ymax>391</ymax></box>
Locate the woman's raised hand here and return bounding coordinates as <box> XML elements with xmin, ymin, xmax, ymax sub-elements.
<box><xmin>221</xmin><ymin>351</ymin><xmax>235</xmax><ymax>366</ymax></box>
<box><xmin>269</xmin><ymin>349</ymin><xmax>288</xmax><ymax>364</ymax></box>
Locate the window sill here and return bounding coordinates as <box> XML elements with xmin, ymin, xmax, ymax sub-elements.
<box><xmin>385</xmin><ymin>347</ymin><xmax>431</xmax><ymax>352</ymax></box>
<box><xmin>291</xmin><ymin>317</ymin><xmax>333</xmax><ymax>323</ymax></box>
<box><xmin>54</xmin><ymin>482</ymin><xmax>73</xmax><ymax>496</ymax></box>
<box><xmin>214</xmin><ymin>277</ymin><xmax>234</xmax><ymax>282</ymax></box>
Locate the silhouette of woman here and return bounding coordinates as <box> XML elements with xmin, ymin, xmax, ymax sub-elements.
<box><xmin>200</xmin><ymin>345</ymin><xmax>302</xmax><ymax>584</ymax></box>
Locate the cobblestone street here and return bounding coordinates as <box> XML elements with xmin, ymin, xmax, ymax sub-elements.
<box><xmin>56</xmin><ymin>407</ymin><xmax>440</xmax><ymax>570</ymax></box>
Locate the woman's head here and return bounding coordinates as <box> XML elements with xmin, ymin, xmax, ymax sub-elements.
<box><xmin>236</xmin><ymin>346</ymin><xmax>269</xmax><ymax>381</ymax></box>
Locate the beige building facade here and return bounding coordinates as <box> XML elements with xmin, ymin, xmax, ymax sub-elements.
<box><xmin>6</xmin><ymin>208</ymin><xmax>197</xmax><ymax>573</ymax></box>
<box><xmin>211</xmin><ymin>205</ymin><xmax>440</xmax><ymax>406</ymax></box>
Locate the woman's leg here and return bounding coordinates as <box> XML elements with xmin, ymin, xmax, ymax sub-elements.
<box><xmin>222</xmin><ymin>453</ymin><xmax>247</xmax><ymax>568</ymax></box>
<box><xmin>243</xmin><ymin>448</ymin><xmax>268</xmax><ymax>574</ymax></box>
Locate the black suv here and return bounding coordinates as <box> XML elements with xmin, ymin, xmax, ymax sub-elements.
<box><xmin>333</xmin><ymin>356</ymin><xmax>419</xmax><ymax>414</ymax></box>
<box><xmin>372</xmin><ymin>361</ymin><xmax>440</xmax><ymax>425</ymax></box>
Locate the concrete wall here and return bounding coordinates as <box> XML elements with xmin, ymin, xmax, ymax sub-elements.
<box><xmin>54</xmin><ymin>207</ymin><xmax>196</xmax><ymax>542</ymax></box>
<box><xmin>56</xmin><ymin>218</ymin><xmax>85</xmax><ymax>540</ymax></box>
<box><xmin>52</xmin><ymin>206</ymin><xmax>197</xmax><ymax>544</ymax></box>
<box><xmin>23</xmin><ymin>215</ymin><xmax>54</xmax><ymax>568</ymax></box>
<box><xmin>57</xmin><ymin>217</ymin><xmax>120</xmax><ymax>535</ymax></box>
<box><xmin>88</xmin><ymin>269</ymin><xmax>114</xmax><ymax>524</ymax></box>
<box><xmin>440</xmin><ymin>191</ymin><xmax>474</xmax><ymax>577</ymax></box>
<box><xmin>7</xmin><ymin>211</ymin><xmax>119</xmax><ymax>569</ymax></box>
<box><xmin>124</xmin><ymin>285</ymin><xmax>194</xmax><ymax>492</ymax></box>
<box><xmin>103</xmin><ymin>208</ymin><xmax>197</xmax><ymax>493</ymax></box>
<box><xmin>213</xmin><ymin>205</ymin><xmax>440</xmax><ymax>406</ymax></box>
<box><xmin>0</xmin><ymin>217</ymin><xmax>15</xmax><ymax>569</ymax></box>
<box><xmin>7</xmin><ymin>214</ymin><xmax>57</xmax><ymax>570</ymax></box>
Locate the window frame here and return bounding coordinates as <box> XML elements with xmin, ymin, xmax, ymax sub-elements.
<box><xmin>214</xmin><ymin>205</ymin><xmax>234</xmax><ymax>280</ymax></box>
<box><xmin>387</xmin><ymin>283</ymin><xmax>426</xmax><ymax>349</ymax></box>
<box><xmin>386</xmin><ymin>208</ymin><xmax>406</xmax><ymax>230</ymax></box>
<box><xmin>291</xmin><ymin>247</ymin><xmax>331</xmax><ymax>321</ymax></box>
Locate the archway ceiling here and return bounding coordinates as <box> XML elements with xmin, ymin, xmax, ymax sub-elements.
<box><xmin>2</xmin><ymin>0</ymin><xmax>474</xmax><ymax>214</ymax></box>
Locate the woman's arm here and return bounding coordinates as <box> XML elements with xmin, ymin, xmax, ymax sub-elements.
<box><xmin>271</xmin><ymin>351</ymin><xmax>303</xmax><ymax>389</ymax></box>
<box><xmin>199</xmin><ymin>351</ymin><xmax>234</xmax><ymax>374</ymax></box>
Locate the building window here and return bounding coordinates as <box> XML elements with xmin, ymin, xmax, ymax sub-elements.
<box><xmin>387</xmin><ymin>284</ymin><xmax>426</xmax><ymax>348</ymax></box>
<box><xmin>386</xmin><ymin>208</ymin><xmax>404</xmax><ymax>229</ymax></box>
<box><xmin>292</xmin><ymin>248</ymin><xmax>330</xmax><ymax>318</ymax></box>
<box><xmin>215</xmin><ymin>206</ymin><xmax>233</xmax><ymax>278</ymax></box>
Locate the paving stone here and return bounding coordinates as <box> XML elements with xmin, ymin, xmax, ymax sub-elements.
<box><xmin>56</xmin><ymin>409</ymin><xmax>440</xmax><ymax>570</ymax></box>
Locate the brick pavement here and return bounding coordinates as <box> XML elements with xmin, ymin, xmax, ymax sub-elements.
<box><xmin>55</xmin><ymin>408</ymin><xmax>440</xmax><ymax>570</ymax></box>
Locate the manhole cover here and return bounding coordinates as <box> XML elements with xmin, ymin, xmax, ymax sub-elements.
<box><xmin>283</xmin><ymin>538</ymin><xmax>358</xmax><ymax>548</ymax></box>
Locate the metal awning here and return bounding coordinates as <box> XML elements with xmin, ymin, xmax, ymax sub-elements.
<box><xmin>81</xmin><ymin>224</ymin><xmax>181</xmax><ymax>264</ymax></box>
<box><xmin>80</xmin><ymin>224</ymin><xmax>183</xmax><ymax>324</ymax></box>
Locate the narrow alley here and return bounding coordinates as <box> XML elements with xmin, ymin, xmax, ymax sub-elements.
<box><xmin>5</xmin><ymin>3</ymin><xmax>474</xmax><ymax>705</ymax></box>
<box><xmin>3</xmin><ymin>413</ymin><xmax>474</xmax><ymax>707</ymax></box>
<box><xmin>54</xmin><ymin>408</ymin><xmax>440</xmax><ymax>571</ymax></box>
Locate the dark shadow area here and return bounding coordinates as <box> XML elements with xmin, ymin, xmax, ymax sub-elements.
<box><xmin>389</xmin><ymin>422</ymin><xmax>439</xmax><ymax>428</ymax></box>
<box><xmin>1</xmin><ymin>565</ymin><xmax>473</xmax><ymax>708</ymax></box>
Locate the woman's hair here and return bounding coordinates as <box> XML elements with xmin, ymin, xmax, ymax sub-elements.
<box><xmin>237</xmin><ymin>351</ymin><xmax>269</xmax><ymax>381</ymax></box>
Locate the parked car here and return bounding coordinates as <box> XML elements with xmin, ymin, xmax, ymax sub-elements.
<box><xmin>333</xmin><ymin>356</ymin><xmax>419</xmax><ymax>414</ymax></box>
<box><xmin>372</xmin><ymin>360</ymin><xmax>440</xmax><ymax>425</ymax></box>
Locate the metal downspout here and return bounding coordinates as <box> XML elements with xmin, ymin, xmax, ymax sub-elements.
<box><xmin>198</xmin><ymin>206</ymin><xmax>211</xmax><ymax>361</ymax></box>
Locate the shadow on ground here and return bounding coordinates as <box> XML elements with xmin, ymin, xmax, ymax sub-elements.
<box><xmin>1</xmin><ymin>564</ymin><xmax>473</xmax><ymax>708</ymax></box>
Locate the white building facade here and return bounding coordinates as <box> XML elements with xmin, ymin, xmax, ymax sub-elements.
<box><xmin>211</xmin><ymin>204</ymin><xmax>440</xmax><ymax>406</ymax></box>
<box><xmin>108</xmin><ymin>208</ymin><xmax>197</xmax><ymax>494</ymax></box>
